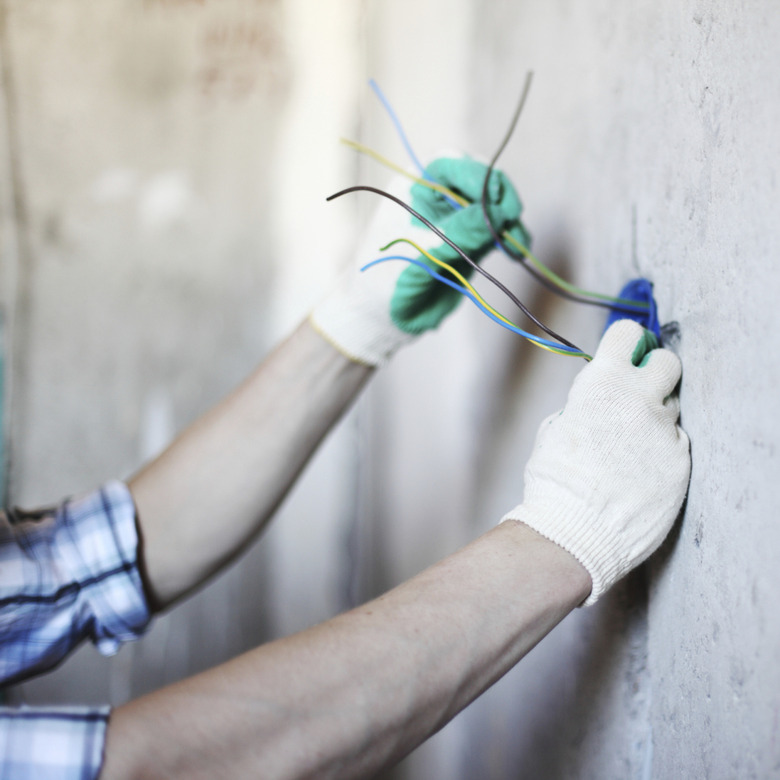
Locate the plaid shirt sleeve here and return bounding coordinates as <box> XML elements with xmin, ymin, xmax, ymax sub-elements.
<box><xmin>0</xmin><ymin>480</ymin><xmax>152</xmax><ymax>685</ymax></box>
<box><xmin>0</xmin><ymin>706</ymin><xmax>110</xmax><ymax>780</ymax></box>
<box><xmin>0</xmin><ymin>481</ymin><xmax>152</xmax><ymax>779</ymax></box>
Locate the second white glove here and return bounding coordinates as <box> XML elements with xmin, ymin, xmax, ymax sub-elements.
<box><xmin>502</xmin><ymin>320</ymin><xmax>691</xmax><ymax>605</ymax></box>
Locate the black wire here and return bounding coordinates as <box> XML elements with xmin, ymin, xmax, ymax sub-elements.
<box><xmin>488</xmin><ymin>72</ymin><xmax>535</xmax><ymax>180</ymax></box>
<box><xmin>480</xmin><ymin>73</ymin><xmax>642</xmax><ymax>315</ymax></box>
<box><xmin>480</xmin><ymin>72</ymin><xmax>534</xmax><ymax>261</ymax></box>
<box><xmin>474</xmin><ymin>73</ymin><xmax>583</xmax><ymax>352</ymax></box>
<box><xmin>327</xmin><ymin>185</ymin><xmax>582</xmax><ymax>353</ymax></box>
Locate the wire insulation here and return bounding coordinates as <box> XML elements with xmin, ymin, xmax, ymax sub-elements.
<box><xmin>341</xmin><ymin>139</ymin><xmax>649</xmax><ymax>312</ymax></box>
<box><xmin>382</xmin><ymin>238</ymin><xmax>528</xmax><ymax>334</ymax></box>
<box><xmin>339</xmin><ymin>139</ymin><xmax>470</xmax><ymax>207</ymax></box>
<box><xmin>501</xmin><ymin>233</ymin><xmax>647</xmax><ymax>308</ymax></box>
<box><xmin>328</xmin><ymin>185</ymin><xmax>582</xmax><ymax>352</ymax></box>
<box><xmin>478</xmin><ymin>73</ymin><xmax>650</xmax><ymax>312</ymax></box>
<box><xmin>368</xmin><ymin>79</ymin><xmax>427</xmax><ymax>176</ymax></box>
<box><xmin>362</xmin><ymin>256</ymin><xmax>590</xmax><ymax>358</ymax></box>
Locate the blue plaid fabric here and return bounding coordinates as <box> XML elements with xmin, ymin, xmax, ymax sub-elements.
<box><xmin>0</xmin><ymin>706</ymin><xmax>110</xmax><ymax>780</ymax></box>
<box><xmin>0</xmin><ymin>481</ymin><xmax>152</xmax><ymax>779</ymax></box>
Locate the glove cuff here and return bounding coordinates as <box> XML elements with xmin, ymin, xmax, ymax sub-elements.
<box><xmin>309</xmin><ymin>283</ymin><xmax>414</xmax><ymax>367</ymax></box>
<box><xmin>501</xmin><ymin>500</ymin><xmax>629</xmax><ymax>606</ymax></box>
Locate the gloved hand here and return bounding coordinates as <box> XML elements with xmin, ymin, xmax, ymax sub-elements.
<box><xmin>310</xmin><ymin>156</ymin><xmax>531</xmax><ymax>366</ymax></box>
<box><xmin>502</xmin><ymin>319</ymin><xmax>691</xmax><ymax>605</ymax></box>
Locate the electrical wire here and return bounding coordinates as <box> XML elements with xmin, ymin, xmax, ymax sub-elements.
<box><xmin>341</xmin><ymin>138</ymin><xmax>649</xmax><ymax>313</ymax></box>
<box><xmin>500</xmin><ymin>233</ymin><xmax>647</xmax><ymax>309</ymax></box>
<box><xmin>339</xmin><ymin>139</ymin><xmax>470</xmax><ymax>207</ymax></box>
<box><xmin>479</xmin><ymin>73</ymin><xmax>650</xmax><ymax>312</ymax></box>
<box><xmin>362</xmin><ymin>255</ymin><xmax>590</xmax><ymax>359</ymax></box>
<box><xmin>362</xmin><ymin>77</ymin><xmax>649</xmax><ymax>312</ymax></box>
<box><xmin>367</xmin><ymin>80</ymin><xmax>463</xmax><ymax>211</ymax></box>
<box><xmin>339</xmin><ymin>80</ymin><xmax>646</xmax><ymax>358</ymax></box>
<box><xmin>368</xmin><ymin>79</ymin><xmax>427</xmax><ymax>176</ymax></box>
<box><xmin>327</xmin><ymin>184</ymin><xmax>583</xmax><ymax>352</ymax></box>
<box><xmin>479</xmin><ymin>72</ymin><xmax>537</xmax><ymax>282</ymax></box>
<box><xmin>382</xmin><ymin>238</ymin><xmax>522</xmax><ymax>330</ymax></box>
<box><xmin>381</xmin><ymin>237</ymin><xmax>590</xmax><ymax>358</ymax></box>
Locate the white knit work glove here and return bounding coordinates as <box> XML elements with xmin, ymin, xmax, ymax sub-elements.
<box><xmin>309</xmin><ymin>176</ymin><xmax>432</xmax><ymax>366</ymax></box>
<box><xmin>310</xmin><ymin>156</ymin><xmax>530</xmax><ymax>366</ymax></box>
<box><xmin>502</xmin><ymin>319</ymin><xmax>691</xmax><ymax>605</ymax></box>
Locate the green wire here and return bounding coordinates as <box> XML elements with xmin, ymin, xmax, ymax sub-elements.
<box><xmin>502</xmin><ymin>233</ymin><xmax>650</xmax><ymax>309</ymax></box>
<box><xmin>342</xmin><ymin>138</ymin><xmax>649</xmax><ymax>312</ymax></box>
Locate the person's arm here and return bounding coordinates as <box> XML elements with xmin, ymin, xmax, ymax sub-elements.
<box><xmin>102</xmin><ymin>521</ymin><xmax>590</xmax><ymax>780</ymax></box>
<box><xmin>103</xmin><ymin>320</ymin><xmax>690</xmax><ymax>780</ymax></box>
<box><xmin>129</xmin><ymin>319</ymin><xmax>372</xmax><ymax>610</ymax></box>
<box><xmin>131</xmin><ymin>157</ymin><xmax>524</xmax><ymax>611</ymax></box>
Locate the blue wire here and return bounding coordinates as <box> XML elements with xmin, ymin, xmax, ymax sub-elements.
<box><xmin>361</xmin><ymin>256</ymin><xmax>584</xmax><ymax>354</ymax></box>
<box><xmin>368</xmin><ymin>79</ymin><xmax>462</xmax><ymax>210</ymax></box>
<box><xmin>366</xmin><ymin>81</ymin><xmax>646</xmax><ymax>319</ymax></box>
<box><xmin>368</xmin><ymin>79</ymin><xmax>427</xmax><ymax>176</ymax></box>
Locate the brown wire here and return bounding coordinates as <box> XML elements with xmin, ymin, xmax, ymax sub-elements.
<box><xmin>326</xmin><ymin>185</ymin><xmax>581</xmax><ymax>351</ymax></box>
<box><xmin>480</xmin><ymin>74</ymin><xmax>640</xmax><ymax>315</ymax></box>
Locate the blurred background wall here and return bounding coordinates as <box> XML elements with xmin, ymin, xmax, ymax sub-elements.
<box><xmin>1</xmin><ymin>1</ymin><xmax>779</xmax><ymax>778</ymax></box>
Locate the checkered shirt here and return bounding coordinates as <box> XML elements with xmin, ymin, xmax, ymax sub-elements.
<box><xmin>0</xmin><ymin>481</ymin><xmax>152</xmax><ymax>779</ymax></box>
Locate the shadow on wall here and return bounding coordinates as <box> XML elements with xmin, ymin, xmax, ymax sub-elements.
<box><xmin>472</xmin><ymin>243</ymin><xmax>579</xmax><ymax>513</ymax></box>
<box><xmin>514</xmin><ymin>572</ymin><xmax>651</xmax><ymax>779</ymax></box>
<box><xmin>479</xmin><ymin>509</ymin><xmax>687</xmax><ymax>779</ymax></box>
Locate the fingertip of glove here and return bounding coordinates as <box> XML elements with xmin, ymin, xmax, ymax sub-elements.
<box><xmin>596</xmin><ymin>320</ymin><xmax>647</xmax><ymax>362</ymax></box>
<box><xmin>642</xmin><ymin>347</ymin><xmax>683</xmax><ymax>394</ymax></box>
<box><xmin>596</xmin><ymin>321</ymin><xmax>684</xmax><ymax>402</ymax></box>
<box><xmin>663</xmin><ymin>393</ymin><xmax>681</xmax><ymax>423</ymax></box>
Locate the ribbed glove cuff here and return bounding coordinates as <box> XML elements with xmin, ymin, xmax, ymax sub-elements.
<box><xmin>309</xmin><ymin>287</ymin><xmax>414</xmax><ymax>367</ymax></box>
<box><xmin>501</xmin><ymin>500</ymin><xmax>629</xmax><ymax>606</ymax></box>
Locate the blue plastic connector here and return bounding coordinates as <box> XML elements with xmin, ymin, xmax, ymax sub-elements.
<box><xmin>604</xmin><ymin>278</ymin><xmax>661</xmax><ymax>341</ymax></box>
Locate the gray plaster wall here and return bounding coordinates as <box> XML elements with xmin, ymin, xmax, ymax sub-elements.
<box><xmin>2</xmin><ymin>1</ymin><xmax>779</xmax><ymax>778</ymax></box>
<box><xmin>461</xmin><ymin>3</ymin><xmax>780</xmax><ymax>777</ymax></box>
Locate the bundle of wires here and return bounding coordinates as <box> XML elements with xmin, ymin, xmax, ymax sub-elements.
<box><xmin>331</xmin><ymin>74</ymin><xmax>651</xmax><ymax>360</ymax></box>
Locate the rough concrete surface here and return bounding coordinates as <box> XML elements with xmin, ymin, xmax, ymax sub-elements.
<box><xmin>1</xmin><ymin>1</ymin><xmax>779</xmax><ymax>778</ymax></box>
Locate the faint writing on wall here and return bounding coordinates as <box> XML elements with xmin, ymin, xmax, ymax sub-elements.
<box><xmin>144</xmin><ymin>0</ymin><xmax>275</xmax><ymax>7</ymax></box>
<box><xmin>198</xmin><ymin>19</ymin><xmax>286</xmax><ymax>100</ymax></box>
<box><xmin>141</xmin><ymin>0</ymin><xmax>288</xmax><ymax>101</ymax></box>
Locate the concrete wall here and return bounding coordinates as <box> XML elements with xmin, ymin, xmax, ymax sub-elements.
<box><xmin>0</xmin><ymin>0</ymin><xmax>367</xmax><ymax>705</ymax></box>
<box><xmin>460</xmin><ymin>3</ymin><xmax>780</xmax><ymax>777</ymax></box>
<box><xmin>2</xmin><ymin>1</ymin><xmax>779</xmax><ymax>778</ymax></box>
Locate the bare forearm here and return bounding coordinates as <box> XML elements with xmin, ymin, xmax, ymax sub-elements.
<box><xmin>129</xmin><ymin>319</ymin><xmax>372</xmax><ymax>609</ymax></box>
<box><xmin>102</xmin><ymin>522</ymin><xmax>591</xmax><ymax>780</ymax></box>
